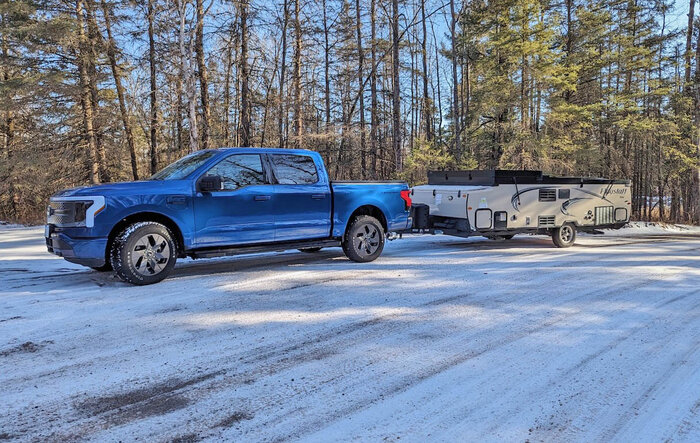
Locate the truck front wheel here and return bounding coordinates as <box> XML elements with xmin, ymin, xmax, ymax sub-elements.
<box><xmin>110</xmin><ymin>222</ymin><xmax>177</xmax><ymax>285</ymax></box>
<box><xmin>552</xmin><ymin>223</ymin><xmax>577</xmax><ymax>248</ymax></box>
<box><xmin>342</xmin><ymin>215</ymin><xmax>385</xmax><ymax>263</ymax></box>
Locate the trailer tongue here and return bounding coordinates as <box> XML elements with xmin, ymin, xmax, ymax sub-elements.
<box><xmin>406</xmin><ymin>170</ymin><xmax>631</xmax><ymax>248</ymax></box>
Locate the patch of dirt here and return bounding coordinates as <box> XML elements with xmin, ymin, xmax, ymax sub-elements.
<box><xmin>217</xmin><ymin>411</ymin><xmax>254</xmax><ymax>428</ymax></box>
<box><xmin>0</xmin><ymin>340</ymin><xmax>52</xmax><ymax>357</ymax></box>
<box><xmin>171</xmin><ymin>433</ymin><xmax>200</xmax><ymax>443</ymax></box>
<box><xmin>75</xmin><ymin>371</ymin><xmax>224</xmax><ymax>427</ymax></box>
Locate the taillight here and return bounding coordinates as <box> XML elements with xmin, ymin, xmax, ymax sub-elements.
<box><xmin>400</xmin><ymin>190</ymin><xmax>412</xmax><ymax>209</ymax></box>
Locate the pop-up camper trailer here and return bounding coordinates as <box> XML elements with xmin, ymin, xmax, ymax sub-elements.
<box><xmin>409</xmin><ymin>170</ymin><xmax>631</xmax><ymax>247</ymax></box>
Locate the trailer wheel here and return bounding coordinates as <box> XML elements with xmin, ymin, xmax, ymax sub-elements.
<box><xmin>110</xmin><ymin>222</ymin><xmax>177</xmax><ymax>285</ymax></box>
<box><xmin>298</xmin><ymin>247</ymin><xmax>322</xmax><ymax>253</ymax></box>
<box><xmin>342</xmin><ymin>215</ymin><xmax>385</xmax><ymax>263</ymax></box>
<box><xmin>552</xmin><ymin>223</ymin><xmax>576</xmax><ymax>248</ymax></box>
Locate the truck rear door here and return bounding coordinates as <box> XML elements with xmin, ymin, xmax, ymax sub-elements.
<box><xmin>267</xmin><ymin>153</ymin><xmax>332</xmax><ymax>241</ymax></box>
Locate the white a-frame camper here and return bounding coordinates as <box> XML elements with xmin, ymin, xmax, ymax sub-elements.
<box><xmin>409</xmin><ymin>170</ymin><xmax>631</xmax><ymax>247</ymax></box>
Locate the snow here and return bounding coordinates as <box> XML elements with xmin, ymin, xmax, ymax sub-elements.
<box><xmin>1</xmin><ymin>225</ymin><xmax>700</xmax><ymax>441</ymax></box>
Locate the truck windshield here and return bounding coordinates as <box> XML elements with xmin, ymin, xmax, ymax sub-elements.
<box><xmin>150</xmin><ymin>151</ymin><xmax>217</xmax><ymax>180</ymax></box>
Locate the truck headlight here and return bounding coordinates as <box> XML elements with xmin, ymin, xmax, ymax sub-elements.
<box><xmin>47</xmin><ymin>196</ymin><xmax>105</xmax><ymax>228</ymax></box>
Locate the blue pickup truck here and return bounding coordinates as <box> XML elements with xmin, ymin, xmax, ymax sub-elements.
<box><xmin>46</xmin><ymin>148</ymin><xmax>412</xmax><ymax>284</ymax></box>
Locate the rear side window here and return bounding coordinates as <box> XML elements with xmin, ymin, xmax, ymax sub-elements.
<box><xmin>270</xmin><ymin>154</ymin><xmax>319</xmax><ymax>184</ymax></box>
<box><xmin>205</xmin><ymin>154</ymin><xmax>266</xmax><ymax>190</ymax></box>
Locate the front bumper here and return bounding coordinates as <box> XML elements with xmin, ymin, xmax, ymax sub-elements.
<box><xmin>46</xmin><ymin>225</ymin><xmax>108</xmax><ymax>268</ymax></box>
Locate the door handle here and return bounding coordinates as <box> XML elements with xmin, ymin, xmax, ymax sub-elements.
<box><xmin>311</xmin><ymin>194</ymin><xmax>326</xmax><ymax>200</ymax></box>
<box><xmin>254</xmin><ymin>195</ymin><xmax>271</xmax><ymax>201</ymax></box>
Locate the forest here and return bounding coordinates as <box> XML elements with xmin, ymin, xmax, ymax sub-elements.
<box><xmin>1</xmin><ymin>0</ymin><xmax>699</xmax><ymax>224</ymax></box>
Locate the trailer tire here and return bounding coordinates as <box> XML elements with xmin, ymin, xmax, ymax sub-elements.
<box><xmin>110</xmin><ymin>222</ymin><xmax>177</xmax><ymax>285</ymax></box>
<box><xmin>552</xmin><ymin>223</ymin><xmax>576</xmax><ymax>248</ymax></box>
<box><xmin>342</xmin><ymin>215</ymin><xmax>385</xmax><ymax>263</ymax></box>
<box><xmin>298</xmin><ymin>247</ymin><xmax>323</xmax><ymax>253</ymax></box>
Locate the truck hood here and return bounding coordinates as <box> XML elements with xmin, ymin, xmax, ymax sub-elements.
<box><xmin>53</xmin><ymin>180</ymin><xmax>191</xmax><ymax>198</ymax></box>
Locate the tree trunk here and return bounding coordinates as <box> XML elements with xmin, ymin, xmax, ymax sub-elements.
<box><xmin>239</xmin><ymin>0</ymin><xmax>250</xmax><ymax>147</ymax></box>
<box><xmin>100</xmin><ymin>0</ymin><xmax>138</xmax><ymax>180</ymax></box>
<box><xmin>686</xmin><ymin>0</ymin><xmax>696</xmax><ymax>87</ymax></box>
<box><xmin>420</xmin><ymin>0</ymin><xmax>431</xmax><ymax>141</ymax></box>
<box><xmin>223</xmin><ymin>31</ymin><xmax>234</xmax><ymax>146</ymax></box>
<box><xmin>195</xmin><ymin>0</ymin><xmax>210</xmax><ymax>150</ymax></box>
<box><xmin>695</xmin><ymin>21</ymin><xmax>700</xmax><ymax>222</ymax></box>
<box><xmin>450</xmin><ymin>0</ymin><xmax>461</xmax><ymax>162</ymax></box>
<box><xmin>147</xmin><ymin>0</ymin><xmax>159</xmax><ymax>173</ymax></box>
<box><xmin>292</xmin><ymin>0</ymin><xmax>303</xmax><ymax>149</ymax></box>
<box><xmin>369</xmin><ymin>0</ymin><xmax>378</xmax><ymax>178</ymax></box>
<box><xmin>75</xmin><ymin>0</ymin><xmax>100</xmax><ymax>184</ymax></box>
<box><xmin>84</xmin><ymin>0</ymin><xmax>109</xmax><ymax>181</ymax></box>
<box><xmin>391</xmin><ymin>0</ymin><xmax>401</xmax><ymax>172</ymax></box>
<box><xmin>278</xmin><ymin>0</ymin><xmax>289</xmax><ymax>148</ymax></box>
<box><xmin>322</xmin><ymin>0</ymin><xmax>331</xmax><ymax>164</ymax></box>
<box><xmin>355</xmin><ymin>0</ymin><xmax>367</xmax><ymax>177</ymax></box>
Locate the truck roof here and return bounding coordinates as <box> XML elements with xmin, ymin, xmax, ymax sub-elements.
<box><xmin>212</xmin><ymin>147</ymin><xmax>320</xmax><ymax>156</ymax></box>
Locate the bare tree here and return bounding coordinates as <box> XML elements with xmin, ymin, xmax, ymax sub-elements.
<box><xmin>75</xmin><ymin>0</ymin><xmax>101</xmax><ymax>184</ymax></box>
<box><xmin>147</xmin><ymin>0</ymin><xmax>159</xmax><ymax>173</ymax></box>
<box><xmin>239</xmin><ymin>0</ymin><xmax>250</xmax><ymax>147</ymax></box>
<box><xmin>195</xmin><ymin>0</ymin><xmax>210</xmax><ymax>150</ymax></box>
<box><xmin>292</xmin><ymin>0</ymin><xmax>302</xmax><ymax>148</ymax></box>
<box><xmin>99</xmin><ymin>0</ymin><xmax>138</xmax><ymax>180</ymax></box>
<box><xmin>391</xmin><ymin>0</ymin><xmax>402</xmax><ymax>171</ymax></box>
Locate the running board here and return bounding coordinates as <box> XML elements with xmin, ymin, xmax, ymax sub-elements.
<box><xmin>189</xmin><ymin>239</ymin><xmax>341</xmax><ymax>259</ymax></box>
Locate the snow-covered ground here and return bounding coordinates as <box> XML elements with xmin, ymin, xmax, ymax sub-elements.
<box><xmin>1</xmin><ymin>225</ymin><xmax>700</xmax><ymax>442</ymax></box>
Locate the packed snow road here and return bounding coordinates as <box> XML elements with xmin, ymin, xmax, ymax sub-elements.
<box><xmin>1</xmin><ymin>226</ymin><xmax>700</xmax><ymax>442</ymax></box>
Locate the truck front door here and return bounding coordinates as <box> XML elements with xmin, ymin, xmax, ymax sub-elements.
<box><xmin>193</xmin><ymin>153</ymin><xmax>275</xmax><ymax>246</ymax></box>
<box><xmin>268</xmin><ymin>154</ymin><xmax>332</xmax><ymax>241</ymax></box>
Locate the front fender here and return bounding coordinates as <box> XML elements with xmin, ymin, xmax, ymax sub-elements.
<box><xmin>98</xmin><ymin>195</ymin><xmax>195</xmax><ymax>248</ymax></box>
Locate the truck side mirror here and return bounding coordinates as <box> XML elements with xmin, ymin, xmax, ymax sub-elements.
<box><xmin>198</xmin><ymin>175</ymin><xmax>223</xmax><ymax>192</ymax></box>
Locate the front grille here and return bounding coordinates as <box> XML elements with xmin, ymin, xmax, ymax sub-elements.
<box><xmin>539</xmin><ymin>188</ymin><xmax>557</xmax><ymax>202</ymax></box>
<box><xmin>538</xmin><ymin>215</ymin><xmax>556</xmax><ymax>227</ymax></box>
<box><xmin>595</xmin><ymin>206</ymin><xmax>615</xmax><ymax>225</ymax></box>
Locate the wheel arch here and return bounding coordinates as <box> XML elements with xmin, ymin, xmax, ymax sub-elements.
<box><xmin>107</xmin><ymin>212</ymin><xmax>186</xmax><ymax>259</ymax></box>
<box><xmin>344</xmin><ymin>205</ymin><xmax>388</xmax><ymax>236</ymax></box>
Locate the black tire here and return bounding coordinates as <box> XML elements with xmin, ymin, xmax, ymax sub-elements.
<box><xmin>298</xmin><ymin>247</ymin><xmax>322</xmax><ymax>253</ymax></box>
<box><xmin>91</xmin><ymin>263</ymin><xmax>113</xmax><ymax>272</ymax></box>
<box><xmin>110</xmin><ymin>222</ymin><xmax>177</xmax><ymax>285</ymax></box>
<box><xmin>342</xmin><ymin>215</ymin><xmax>385</xmax><ymax>263</ymax></box>
<box><xmin>552</xmin><ymin>222</ymin><xmax>577</xmax><ymax>248</ymax></box>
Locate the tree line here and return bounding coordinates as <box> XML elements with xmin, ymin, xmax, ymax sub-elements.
<box><xmin>1</xmin><ymin>0</ymin><xmax>699</xmax><ymax>224</ymax></box>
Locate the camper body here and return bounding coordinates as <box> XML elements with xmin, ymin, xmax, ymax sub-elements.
<box><xmin>409</xmin><ymin>170</ymin><xmax>631</xmax><ymax>247</ymax></box>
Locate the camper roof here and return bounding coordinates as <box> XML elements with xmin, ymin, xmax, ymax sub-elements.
<box><xmin>427</xmin><ymin>170</ymin><xmax>630</xmax><ymax>186</ymax></box>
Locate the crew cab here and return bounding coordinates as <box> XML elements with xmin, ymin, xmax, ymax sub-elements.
<box><xmin>46</xmin><ymin>148</ymin><xmax>412</xmax><ymax>284</ymax></box>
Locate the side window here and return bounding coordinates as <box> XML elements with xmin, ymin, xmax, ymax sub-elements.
<box><xmin>204</xmin><ymin>154</ymin><xmax>266</xmax><ymax>190</ymax></box>
<box><xmin>270</xmin><ymin>154</ymin><xmax>319</xmax><ymax>185</ymax></box>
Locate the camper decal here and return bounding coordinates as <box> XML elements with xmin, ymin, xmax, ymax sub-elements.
<box><xmin>511</xmin><ymin>186</ymin><xmax>614</xmax><ymax>212</ymax></box>
<box><xmin>561</xmin><ymin>198</ymin><xmax>590</xmax><ymax>215</ymax></box>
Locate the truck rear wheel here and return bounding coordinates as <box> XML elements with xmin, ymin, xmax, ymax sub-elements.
<box><xmin>552</xmin><ymin>223</ymin><xmax>576</xmax><ymax>248</ymax></box>
<box><xmin>342</xmin><ymin>215</ymin><xmax>385</xmax><ymax>263</ymax></box>
<box><xmin>110</xmin><ymin>222</ymin><xmax>177</xmax><ymax>285</ymax></box>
